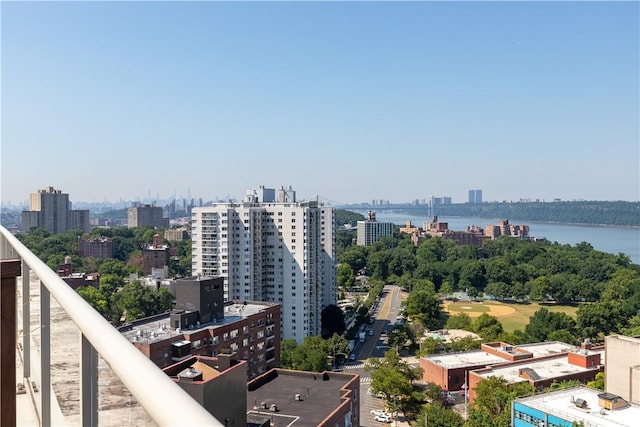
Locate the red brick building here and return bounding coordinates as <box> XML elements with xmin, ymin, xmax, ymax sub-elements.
<box><xmin>120</xmin><ymin>276</ymin><xmax>281</xmax><ymax>380</ymax></box>
<box><xmin>469</xmin><ymin>345</ymin><xmax>603</xmax><ymax>403</ymax></box>
<box><xmin>78</xmin><ymin>237</ymin><xmax>115</xmax><ymax>259</ymax></box>
<box><xmin>420</xmin><ymin>341</ymin><xmax>579</xmax><ymax>392</ymax></box>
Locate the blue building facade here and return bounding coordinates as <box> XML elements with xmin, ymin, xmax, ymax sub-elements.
<box><xmin>512</xmin><ymin>402</ymin><xmax>574</xmax><ymax>427</ymax></box>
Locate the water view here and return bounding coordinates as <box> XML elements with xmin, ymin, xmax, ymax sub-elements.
<box><xmin>357</xmin><ymin>212</ymin><xmax>640</xmax><ymax>264</ymax></box>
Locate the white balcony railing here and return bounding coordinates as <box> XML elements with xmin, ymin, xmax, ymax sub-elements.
<box><xmin>0</xmin><ymin>226</ymin><xmax>222</xmax><ymax>427</ymax></box>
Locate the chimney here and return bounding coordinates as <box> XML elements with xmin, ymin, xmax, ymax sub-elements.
<box><xmin>581</xmin><ymin>338</ymin><xmax>593</xmax><ymax>350</ymax></box>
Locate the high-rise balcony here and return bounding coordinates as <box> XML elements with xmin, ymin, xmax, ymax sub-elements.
<box><xmin>0</xmin><ymin>226</ymin><xmax>221</xmax><ymax>426</ymax></box>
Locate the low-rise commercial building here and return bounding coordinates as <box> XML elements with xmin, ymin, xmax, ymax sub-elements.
<box><xmin>420</xmin><ymin>341</ymin><xmax>576</xmax><ymax>392</ymax></box>
<box><xmin>513</xmin><ymin>386</ymin><xmax>638</xmax><ymax>427</ymax></box>
<box><xmin>469</xmin><ymin>345</ymin><xmax>604</xmax><ymax>402</ymax></box>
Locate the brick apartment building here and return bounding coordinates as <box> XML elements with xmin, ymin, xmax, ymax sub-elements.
<box><xmin>78</xmin><ymin>236</ymin><xmax>115</xmax><ymax>259</ymax></box>
<box><xmin>120</xmin><ymin>276</ymin><xmax>281</xmax><ymax>380</ymax></box>
<box><xmin>142</xmin><ymin>233</ymin><xmax>174</xmax><ymax>276</ymax></box>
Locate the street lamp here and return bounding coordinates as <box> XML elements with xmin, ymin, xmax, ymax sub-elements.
<box><xmin>393</xmin><ymin>395</ymin><xmax>398</xmax><ymax>427</ymax></box>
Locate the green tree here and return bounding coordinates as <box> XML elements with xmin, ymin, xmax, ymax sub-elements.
<box><xmin>406</xmin><ymin>289</ymin><xmax>441</xmax><ymax>329</ymax></box>
<box><xmin>280</xmin><ymin>339</ymin><xmax>298</xmax><ymax>369</ymax></box>
<box><xmin>416</xmin><ymin>404</ymin><xmax>464</xmax><ymax>427</ymax></box>
<box><xmin>366</xmin><ymin>350</ymin><xmax>419</xmax><ymax>415</ymax></box>
<box><xmin>577</xmin><ymin>302</ymin><xmax>625</xmax><ymax>339</ymax></box>
<box><xmin>336</xmin><ymin>263</ymin><xmax>355</xmax><ymax>289</ymax></box>
<box><xmin>77</xmin><ymin>286</ymin><xmax>109</xmax><ymax>317</ymax></box>
<box><xmin>467</xmin><ymin>376</ymin><xmax>534</xmax><ymax>427</ymax></box>
<box><xmin>111</xmin><ymin>281</ymin><xmax>161</xmax><ymax>325</ymax></box>
<box><xmin>445</xmin><ymin>313</ymin><xmax>473</xmax><ymax>331</ymax></box>
<box><xmin>587</xmin><ymin>372</ymin><xmax>605</xmax><ymax>390</ymax></box>
<box><xmin>98</xmin><ymin>259</ymin><xmax>126</xmax><ymax>277</ymax></box>
<box><xmin>528</xmin><ymin>276</ymin><xmax>552</xmax><ymax>302</ymax></box>
<box><xmin>439</xmin><ymin>281</ymin><xmax>454</xmax><ymax>296</ymax></box>
<box><xmin>420</xmin><ymin>337</ymin><xmax>445</xmax><ymax>355</ymax></box>
<box><xmin>525</xmin><ymin>308</ymin><xmax>576</xmax><ymax>342</ymax></box>
<box><xmin>338</xmin><ymin>245</ymin><xmax>368</xmax><ymax>273</ymax></box>
<box><xmin>472</xmin><ymin>314</ymin><xmax>504</xmax><ymax>341</ymax></box>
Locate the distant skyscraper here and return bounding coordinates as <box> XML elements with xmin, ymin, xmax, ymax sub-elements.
<box><xmin>191</xmin><ymin>186</ymin><xmax>335</xmax><ymax>342</ymax></box>
<box><xmin>468</xmin><ymin>189</ymin><xmax>483</xmax><ymax>204</ymax></box>
<box><xmin>21</xmin><ymin>186</ymin><xmax>90</xmax><ymax>234</ymax></box>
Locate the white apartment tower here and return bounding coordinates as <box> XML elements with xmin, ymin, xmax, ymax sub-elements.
<box><xmin>356</xmin><ymin>211</ymin><xmax>395</xmax><ymax>246</ymax></box>
<box><xmin>191</xmin><ymin>186</ymin><xmax>336</xmax><ymax>342</ymax></box>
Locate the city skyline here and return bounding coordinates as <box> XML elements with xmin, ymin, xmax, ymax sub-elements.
<box><xmin>2</xmin><ymin>2</ymin><xmax>638</xmax><ymax>204</ymax></box>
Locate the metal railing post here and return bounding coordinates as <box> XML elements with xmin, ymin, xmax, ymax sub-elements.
<box><xmin>21</xmin><ymin>260</ymin><xmax>31</xmax><ymax>378</ymax></box>
<box><xmin>40</xmin><ymin>281</ymin><xmax>51</xmax><ymax>427</ymax></box>
<box><xmin>1</xmin><ymin>259</ymin><xmax>21</xmax><ymax>427</ymax></box>
<box><xmin>80</xmin><ymin>334</ymin><xmax>98</xmax><ymax>426</ymax></box>
<box><xmin>1</xmin><ymin>226</ymin><xmax>221</xmax><ymax>426</ymax></box>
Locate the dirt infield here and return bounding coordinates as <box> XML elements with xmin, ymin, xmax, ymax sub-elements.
<box><xmin>444</xmin><ymin>301</ymin><xmax>516</xmax><ymax>318</ymax></box>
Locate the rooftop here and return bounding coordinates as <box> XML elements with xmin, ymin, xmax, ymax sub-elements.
<box><xmin>119</xmin><ymin>301</ymin><xmax>276</xmax><ymax>344</ymax></box>
<box><xmin>246</xmin><ymin>370</ymin><xmax>358</xmax><ymax>427</ymax></box>
<box><xmin>515</xmin><ymin>386</ymin><xmax>639</xmax><ymax>427</ymax></box>
<box><xmin>516</xmin><ymin>341</ymin><xmax>576</xmax><ymax>358</ymax></box>
<box><xmin>475</xmin><ymin>349</ymin><xmax>604</xmax><ymax>384</ymax></box>
<box><xmin>425</xmin><ymin>341</ymin><xmax>577</xmax><ymax>368</ymax></box>
<box><xmin>426</xmin><ymin>350</ymin><xmax>505</xmax><ymax>369</ymax></box>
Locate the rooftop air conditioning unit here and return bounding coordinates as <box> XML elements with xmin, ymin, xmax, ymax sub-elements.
<box><xmin>269</xmin><ymin>404</ymin><xmax>278</xmax><ymax>412</ymax></box>
<box><xmin>295</xmin><ymin>394</ymin><xmax>302</xmax><ymax>401</ymax></box>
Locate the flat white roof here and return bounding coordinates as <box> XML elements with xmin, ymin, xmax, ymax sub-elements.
<box><xmin>424</xmin><ymin>341</ymin><xmax>577</xmax><ymax>369</ymax></box>
<box><xmin>476</xmin><ymin>349</ymin><xmax>604</xmax><ymax>384</ymax></box>
<box><xmin>425</xmin><ymin>351</ymin><xmax>505</xmax><ymax>368</ymax></box>
<box><xmin>516</xmin><ymin>386</ymin><xmax>639</xmax><ymax>427</ymax></box>
<box><xmin>516</xmin><ymin>341</ymin><xmax>576</xmax><ymax>358</ymax></box>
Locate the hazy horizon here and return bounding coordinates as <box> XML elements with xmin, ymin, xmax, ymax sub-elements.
<box><xmin>2</xmin><ymin>2</ymin><xmax>638</xmax><ymax>205</ymax></box>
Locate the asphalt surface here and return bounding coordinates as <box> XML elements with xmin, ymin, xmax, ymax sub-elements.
<box><xmin>345</xmin><ymin>285</ymin><xmax>412</xmax><ymax>427</ymax></box>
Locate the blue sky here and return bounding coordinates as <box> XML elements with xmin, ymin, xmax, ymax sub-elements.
<box><xmin>2</xmin><ymin>1</ymin><xmax>638</xmax><ymax>205</ymax></box>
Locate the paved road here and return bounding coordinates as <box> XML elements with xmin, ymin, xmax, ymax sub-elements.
<box><xmin>352</xmin><ymin>285</ymin><xmax>411</xmax><ymax>427</ymax></box>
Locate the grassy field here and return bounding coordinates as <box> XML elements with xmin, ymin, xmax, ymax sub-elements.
<box><xmin>445</xmin><ymin>300</ymin><xmax>579</xmax><ymax>333</ymax></box>
<box><xmin>498</xmin><ymin>303</ymin><xmax>579</xmax><ymax>333</ymax></box>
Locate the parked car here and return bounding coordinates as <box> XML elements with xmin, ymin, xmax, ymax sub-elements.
<box><xmin>370</xmin><ymin>409</ymin><xmax>387</xmax><ymax>416</ymax></box>
<box><xmin>349</xmin><ymin>353</ymin><xmax>357</xmax><ymax>361</ymax></box>
<box><xmin>374</xmin><ymin>414</ymin><xmax>392</xmax><ymax>423</ymax></box>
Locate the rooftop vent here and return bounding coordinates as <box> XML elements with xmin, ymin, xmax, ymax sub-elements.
<box><xmin>269</xmin><ymin>404</ymin><xmax>278</xmax><ymax>412</ymax></box>
<box><xmin>574</xmin><ymin>398</ymin><xmax>588</xmax><ymax>409</ymax></box>
<box><xmin>295</xmin><ymin>393</ymin><xmax>302</xmax><ymax>401</ymax></box>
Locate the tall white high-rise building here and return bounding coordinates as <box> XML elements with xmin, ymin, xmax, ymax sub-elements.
<box><xmin>191</xmin><ymin>186</ymin><xmax>336</xmax><ymax>342</ymax></box>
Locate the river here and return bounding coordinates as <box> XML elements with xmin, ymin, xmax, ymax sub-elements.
<box><xmin>354</xmin><ymin>212</ymin><xmax>640</xmax><ymax>264</ymax></box>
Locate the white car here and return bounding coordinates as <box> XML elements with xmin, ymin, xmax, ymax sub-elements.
<box><xmin>370</xmin><ymin>409</ymin><xmax>387</xmax><ymax>416</ymax></box>
<box><xmin>374</xmin><ymin>414</ymin><xmax>392</xmax><ymax>423</ymax></box>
